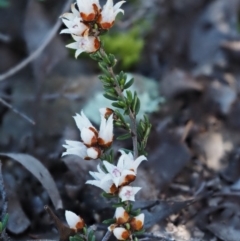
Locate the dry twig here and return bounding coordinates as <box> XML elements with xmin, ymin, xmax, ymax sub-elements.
<box><xmin>0</xmin><ymin>0</ymin><xmax>72</xmax><ymax>82</ymax></box>
<box><xmin>0</xmin><ymin>97</ymin><xmax>35</xmax><ymax>125</ymax></box>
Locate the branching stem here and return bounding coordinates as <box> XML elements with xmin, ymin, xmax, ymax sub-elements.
<box><xmin>99</xmin><ymin>47</ymin><xmax>138</xmax><ymax>159</ymax></box>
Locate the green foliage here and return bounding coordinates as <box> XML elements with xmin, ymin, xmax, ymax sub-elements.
<box><xmin>0</xmin><ymin>0</ymin><xmax>9</xmax><ymax>8</ymax></box>
<box><xmin>69</xmin><ymin>228</ymin><xmax>95</xmax><ymax>241</ymax></box>
<box><xmin>100</xmin><ymin>149</ymin><xmax>114</xmax><ymax>163</ymax></box>
<box><xmin>102</xmin><ymin>218</ymin><xmax>116</xmax><ymax>225</ymax></box>
<box><xmin>0</xmin><ymin>214</ymin><xmax>8</xmax><ymax>233</ymax></box>
<box><xmin>101</xmin><ymin>27</ymin><xmax>144</xmax><ymax>69</ymax></box>
<box><xmin>70</xmin><ymin>235</ymin><xmax>84</xmax><ymax>241</ymax></box>
<box><xmin>137</xmin><ymin>115</ymin><xmax>152</xmax><ymax>155</ymax></box>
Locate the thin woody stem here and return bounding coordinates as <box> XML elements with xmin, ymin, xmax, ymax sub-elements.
<box><xmin>99</xmin><ymin>47</ymin><xmax>138</xmax><ymax>159</ymax></box>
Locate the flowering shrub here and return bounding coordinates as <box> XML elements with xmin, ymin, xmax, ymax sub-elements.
<box><xmin>60</xmin><ymin>0</ymin><xmax>152</xmax><ymax>240</ymax></box>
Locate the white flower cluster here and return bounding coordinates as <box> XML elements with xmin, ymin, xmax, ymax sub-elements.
<box><xmin>63</xmin><ymin>108</ymin><xmax>113</xmax><ymax>160</ymax></box>
<box><xmin>60</xmin><ymin>0</ymin><xmax>125</xmax><ymax>58</ymax></box>
<box><xmin>109</xmin><ymin>207</ymin><xmax>144</xmax><ymax>240</ymax></box>
<box><xmin>63</xmin><ymin>109</ymin><xmax>147</xmax><ymax>202</ymax></box>
<box><xmin>63</xmin><ymin>108</ymin><xmax>147</xmax><ymax>239</ymax></box>
<box><xmin>86</xmin><ymin>150</ymin><xmax>147</xmax><ymax>202</ymax></box>
<box><xmin>65</xmin><ymin>207</ymin><xmax>145</xmax><ymax>240</ymax></box>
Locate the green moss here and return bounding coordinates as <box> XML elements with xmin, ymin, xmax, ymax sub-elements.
<box><xmin>0</xmin><ymin>0</ymin><xmax>10</xmax><ymax>8</ymax></box>
<box><xmin>101</xmin><ymin>27</ymin><xmax>144</xmax><ymax>69</ymax></box>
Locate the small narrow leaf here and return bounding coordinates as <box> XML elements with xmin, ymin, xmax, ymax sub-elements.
<box><xmin>87</xmin><ymin>230</ymin><xmax>94</xmax><ymax>241</ymax></box>
<box><xmin>98</xmin><ymin>62</ymin><xmax>111</xmax><ymax>77</ymax></box>
<box><xmin>112</xmin><ymin>102</ymin><xmax>124</xmax><ymax>109</ymax></box>
<box><xmin>124</xmin><ymin>78</ymin><xmax>134</xmax><ymax>89</ymax></box>
<box><xmin>117</xmin><ymin>133</ymin><xmax>131</xmax><ymax>140</ymax></box>
<box><xmin>102</xmin><ymin>192</ymin><xmax>116</xmax><ymax>199</ymax></box>
<box><xmin>112</xmin><ymin>203</ymin><xmax>125</xmax><ymax>208</ymax></box>
<box><xmin>133</xmin><ymin>229</ymin><xmax>145</xmax><ymax>236</ymax></box>
<box><xmin>102</xmin><ymin>218</ymin><xmax>116</xmax><ymax>224</ymax></box>
<box><xmin>2</xmin><ymin>214</ymin><xmax>8</xmax><ymax>229</ymax></box>
<box><xmin>103</xmin><ymin>93</ymin><xmax>118</xmax><ymax>101</ymax></box>
<box><xmin>135</xmin><ymin>97</ymin><xmax>141</xmax><ymax>115</ymax></box>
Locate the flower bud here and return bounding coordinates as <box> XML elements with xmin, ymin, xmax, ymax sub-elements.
<box><xmin>130</xmin><ymin>213</ymin><xmax>144</xmax><ymax>231</ymax></box>
<box><xmin>65</xmin><ymin>210</ymin><xmax>85</xmax><ymax>231</ymax></box>
<box><xmin>115</xmin><ymin>207</ymin><xmax>130</xmax><ymax>224</ymax></box>
<box><xmin>113</xmin><ymin>227</ymin><xmax>130</xmax><ymax>240</ymax></box>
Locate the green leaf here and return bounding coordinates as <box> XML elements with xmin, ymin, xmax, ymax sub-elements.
<box><xmin>108</xmin><ymin>54</ymin><xmax>116</xmax><ymax>66</ymax></box>
<box><xmin>117</xmin><ymin>133</ymin><xmax>131</xmax><ymax>141</ymax></box>
<box><xmin>2</xmin><ymin>214</ymin><xmax>8</xmax><ymax>229</ymax></box>
<box><xmin>101</xmin><ymin>192</ymin><xmax>116</xmax><ymax>199</ymax></box>
<box><xmin>133</xmin><ymin>229</ymin><xmax>145</xmax><ymax>236</ymax></box>
<box><xmin>98</xmin><ymin>62</ymin><xmax>111</xmax><ymax>77</ymax></box>
<box><xmin>83</xmin><ymin>227</ymin><xmax>87</xmax><ymax>235</ymax></box>
<box><xmin>0</xmin><ymin>222</ymin><xmax>3</xmax><ymax>232</ymax></box>
<box><xmin>70</xmin><ymin>235</ymin><xmax>84</xmax><ymax>241</ymax></box>
<box><xmin>125</xmin><ymin>203</ymin><xmax>132</xmax><ymax>213</ymax></box>
<box><xmin>135</xmin><ymin>97</ymin><xmax>141</xmax><ymax>115</ymax></box>
<box><xmin>130</xmin><ymin>209</ymin><xmax>141</xmax><ymax>216</ymax></box>
<box><xmin>114</xmin><ymin>110</ymin><xmax>126</xmax><ymax>123</ymax></box>
<box><xmin>125</xmin><ymin>223</ymin><xmax>130</xmax><ymax>230</ymax></box>
<box><xmin>99</xmin><ymin>75</ymin><xmax>112</xmax><ymax>84</ymax></box>
<box><xmin>131</xmin><ymin>91</ymin><xmax>139</xmax><ymax>114</ymax></box>
<box><xmin>87</xmin><ymin>230</ymin><xmax>94</xmax><ymax>241</ymax></box>
<box><xmin>103</xmin><ymin>93</ymin><xmax>118</xmax><ymax>101</ymax></box>
<box><xmin>124</xmin><ymin>78</ymin><xmax>134</xmax><ymax>89</ymax></box>
<box><xmin>112</xmin><ymin>202</ymin><xmax>125</xmax><ymax>208</ymax></box>
<box><xmin>90</xmin><ymin>53</ymin><xmax>102</xmax><ymax>61</ymax></box>
<box><xmin>91</xmin><ymin>235</ymin><xmax>95</xmax><ymax>241</ymax></box>
<box><xmin>112</xmin><ymin>102</ymin><xmax>124</xmax><ymax>109</ymax></box>
<box><xmin>126</xmin><ymin>90</ymin><xmax>133</xmax><ymax>103</ymax></box>
<box><xmin>102</xmin><ymin>218</ymin><xmax>116</xmax><ymax>224</ymax></box>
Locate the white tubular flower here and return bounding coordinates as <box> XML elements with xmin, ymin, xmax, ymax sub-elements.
<box><xmin>62</xmin><ymin>140</ymin><xmax>88</xmax><ymax>159</ymax></box>
<box><xmin>74</xmin><ymin>111</ymin><xmax>98</xmax><ymax>146</ymax></box>
<box><xmin>66</xmin><ymin>34</ymin><xmax>100</xmax><ymax>58</ymax></box>
<box><xmin>113</xmin><ymin>227</ymin><xmax>130</xmax><ymax>240</ymax></box>
<box><xmin>98</xmin><ymin>0</ymin><xmax>125</xmax><ymax>29</ymax></box>
<box><xmin>77</xmin><ymin>0</ymin><xmax>101</xmax><ymax>22</ymax></box>
<box><xmin>86</xmin><ymin>165</ymin><xmax>118</xmax><ymax>194</ymax></box>
<box><xmin>98</xmin><ymin>114</ymin><xmax>114</xmax><ymax>148</ymax></box>
<box><xmin>118</xmin><ymin>186</ymin><xmax>141</xmax><ymax>202</ymax></box>
<box><xmin>61</xmin><ymin>17</ymin><xmax>88</xmax><ymax>36</ymax></box>
<box><xmin>115</xmin><ymin>207</ymin><xmax>129</xmax><ymax>224</ymax></box>
<box><xmin>102</xmin><ymin>161</ymin><xmax>136</xmax><ymax>187</ymax></box>
<box><xmin>60</xmin><ymin>4</ymin><xmax>88</xmax><ymax>36</ymax></box>
<box><xmin>81</xmin><ymin>127</ymin><xmax>98</xmax><ymax>146</ymax></box>
<box><xmin>99</xmin><ymin>107</ymin><xmax>114</xmax><ymax>118</ymax></box>
<box><xmin>130</xmin><ymin>213</ymin><xmax>144</xmax><ymax>231</ymax></box>
<box><xmin>86</xmin><ymin>179</ymin><xmax>118</xmax><ymax>194</ymax></box>
<box><xmin>62</xmin><ymin>109</ymin><xmax>115</xmax><ymax>160</ymax></box>
<box><xmin>65</xmin><ymin>210</ymin><xmax>85</xmax><ymax>231</ymax></box>
<box><xmin>73</xmin><ymin>111</ymin><xmax>95</xmax><ymax>130</ymax></box>
<box><xmin>118</xmin><ymin>150</ymin><xmax>147</xmax><ymax>174</ymax></box>
<box><xmin>87</xmin><ymin>147</ymin><xmax>101</xmax><ymax>159</ymax></box>
<box><xmin>62</xmin><ymin>140</ymin><xmax>100</xmax><ymax>160</ymax></box>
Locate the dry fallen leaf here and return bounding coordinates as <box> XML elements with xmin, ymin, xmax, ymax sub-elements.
<box><xmin>0</xmin><ymin>153</ymin><xmax>62</xmax><ymax>210</ymax></box>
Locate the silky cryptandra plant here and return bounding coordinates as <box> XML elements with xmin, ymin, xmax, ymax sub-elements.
<box><xmin>60</xmin><ymin>0</ymin><xmax>152</xmax><ymax>240</ymax></box>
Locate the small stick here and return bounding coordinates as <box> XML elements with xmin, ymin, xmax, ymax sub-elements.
<box><xmin>0</xmin><ymin>0</ymin><xmax>72</xmax><ymax>82</ymax></box>
<box><xmin>0</xmin><ymin>97</ymin><xmax>35</xmax><ymax>125</ymax></box>
<box><xmin>44</xmin><ymin>206</ymin><xmax>75</xmax><ymax>241</ymax></box>
<box><xmin>101</xmin><ymin>230</ymin><xmax>112</xmax><ymax>241</ymax></box>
